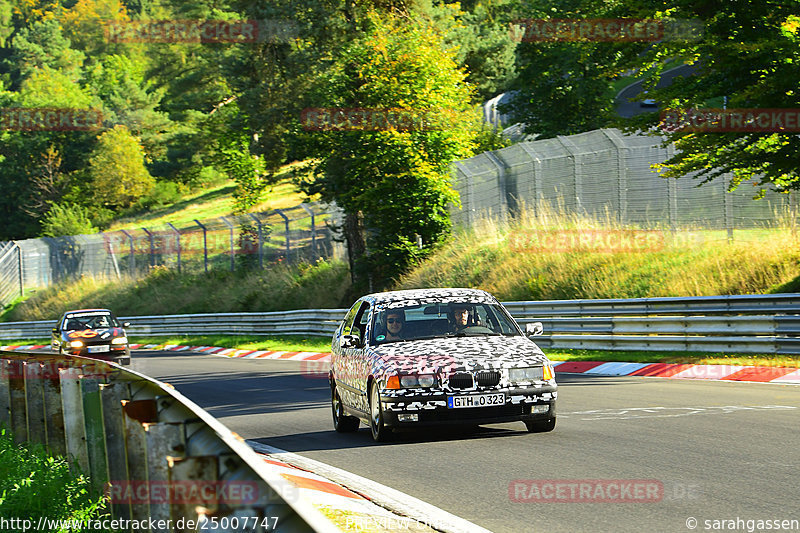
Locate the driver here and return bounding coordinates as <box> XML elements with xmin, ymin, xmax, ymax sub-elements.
<box><xmin>384</xmin><ymin>309</ymin><xmax>406</xmax><ymax>341</ymax></box>
<box><xmin>451</xmin><ymin>303</ymin><xmax>471</xmax><ymax>333</ymax></box>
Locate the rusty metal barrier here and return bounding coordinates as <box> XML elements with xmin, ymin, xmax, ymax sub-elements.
<box><xmin>0</xmin><ymin>351</ymin><xmax>339</xmax><ymax>533</ymax></box>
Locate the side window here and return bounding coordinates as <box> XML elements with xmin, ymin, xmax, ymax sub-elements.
<box><xmin>340</xmin><ymin>301</ymin><xmax>361</xmax><ymax>336</ymax></box>
<box><xmin>352</xmin><ymin>302</ymin><xmax>371</xmax><ymax>342</ymax></box>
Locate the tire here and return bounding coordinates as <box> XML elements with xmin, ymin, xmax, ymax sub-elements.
<box><xmin>369</xmin><ymin>381</ymin><xmax>391</xmax><ymax>442</ymax></box>
<box><xmin>332</xmin><ymin>384</ymin><xmax>359</xmax><ymax>433</ymax></box>
<box><xmin>525</xmin><ymin>417</ymin><xmax>556</xmax><ymax>433</ymax></box>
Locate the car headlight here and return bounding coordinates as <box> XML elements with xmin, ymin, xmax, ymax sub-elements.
<box><xmin>509</xmin><ymin>366</ymin><xmax>544</xmax><ymax>382</ymax></box>
<box><xmin>399</xmin><ymin>374</ymin><xmax>437</xmax><ymax>388</ymax></box>
<box><xmin>69</xmin><ymin>340</ymin><xmax>84</xmax><ymax>348</ymax></box>
<box><xmin>111</xmin><ymin>337</ymin><xmax>128</xmax><ymax>345</ymax></box>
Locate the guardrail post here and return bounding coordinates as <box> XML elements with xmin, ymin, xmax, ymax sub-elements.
<box><xmin>42</xmin><ymin>361</ymin><xmax>67</xmax><ymax>456</ymax></box>
<box><xmin>8</xmin><ymin>359</ymin><xmax>27</xmax><ymax>444</ymax></box>
<box><xmin>100</xmin><ymin>382</ymin><xmax>133</xmax><ymax>520</ymax></box>
<box><xmin>82</xmin><ymin>373</ymin><xmax>109</xmax><ymax>494</ymax></box>
<box><xmin>146</xmin><ymin>422</ymin><xmax>186</xmax><ymax>531</ymax></box>
<box><xmin>0</xmin><ymin>359</ymin><xmax>12</xmax><ymax>428</ymax></box>
<box><xmin>122</xmin><ymin>398</ymin><xmax>158</xmax><ymax>521</ymax></box>
<box><xmin>168</xmin><ymin>455</ymin><xmax>218</xmax><ymax>527</ymax></box>
<box><xmin>25</xmin><ymin>361</ymin><xmax>46</xmax><ymax>446</ymax></box>
<box><xmin>60</xmin><ymin>366</ymin><xmax>90</xmax><ymax>473</ymax></box>
<box><xmin>193</xmin><ymin>220</ymin><xmax>209</xmax><ymax>274</ymax></box>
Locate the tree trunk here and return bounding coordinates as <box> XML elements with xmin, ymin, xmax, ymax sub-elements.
<box><xmin>344</xmin><ymin>210</ymin><xmax>366</xmax><ymax>286</ymax></box>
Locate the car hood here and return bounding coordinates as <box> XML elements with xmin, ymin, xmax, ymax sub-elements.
<box><xmin>64</xmin><ymin>327</ymin><xmax>125</xmax><ymax>341</ymax></box>
<box><xmin>369</xmin><ymin>335</ymin><xmax>549</xmax><ymax>374</ymax></box>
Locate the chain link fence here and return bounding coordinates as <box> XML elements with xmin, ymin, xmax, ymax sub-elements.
<box><xmin>0</xmin><ymin>203</ymin><xmax>346</xmax><ymax>308</ymax></box>
<box><xmin>451</xmin><ymin>128</ymin><xmax>798</xmax><ymax>235</ymax></box>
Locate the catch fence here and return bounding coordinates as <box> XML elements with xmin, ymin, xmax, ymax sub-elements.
<box><xmin>0</xmin><ymin>203</ymin><xmax>345</xmax><ymax>308</ymax></box>
<box><xmin>451</xmin><ymin>128</ymin><xmax>798</xmax><ymax>236</ymax></box>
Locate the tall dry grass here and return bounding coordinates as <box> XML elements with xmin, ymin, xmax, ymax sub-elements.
<box><xmin>395</xmin><ymin>204</ymin><xmax>800</xmax><ymax>300</ymax></box>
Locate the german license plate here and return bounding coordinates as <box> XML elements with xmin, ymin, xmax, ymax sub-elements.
<box><xmin>88</xmin><ymin>345</ymin><xmax>110</xmax><ymax>353</ymax></box>
<box><xmin>447</xmin><ymin>393</ymin><xmax>505</xmax><ymax>409</ymax></box>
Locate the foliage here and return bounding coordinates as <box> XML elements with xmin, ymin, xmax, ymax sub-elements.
<box><xmin>620</xmin><ymin>3</ymin><xmax>800</xmax><ymax>194</ymax></box>
<box><xmin>40</xmin><ymin>202</ymin><xmax>97</xmax><ymax>236</ymax></box>
<box><xmin>87</xmin><ymin>124</ymin><xmax>154</xmax><ymax>207</ymax></box>
<box><xmin>0</xmin><ymin>427</ymin><xmax>110</xmax><ymax>523</ymax></box>
<box><xmin>301</xmin><ymin>14</ymin><xmax>477</xmax><ymax>290</ymax></box>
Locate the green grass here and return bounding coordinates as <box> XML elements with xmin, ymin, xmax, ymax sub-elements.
<box><xmin>132</xmin><ymin>334</ymin><xmax>332</xmax><ymax>353</ymax></box>
<box><xmin>2</xmin><ymin>259</ymin><xmax>351</xmax><ymax>322</ymax></box>
<box><xmin>108</xmin><ymin>163</ymin><xmax>316</xmax><ymax>232</ymax></box>
<box><xmin>7</xmin><ymin>337</ymin><xmax>798</xmax><ymax>368</ymax></box>
<box><xmin>0</xmin><ymin>427</ymin><xmax>110</xmax><ymax>526</ymax></box>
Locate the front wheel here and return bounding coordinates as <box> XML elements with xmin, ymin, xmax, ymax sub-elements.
<box><xmin>369</xmin><ymin>381</ymin><xmax>391</xmax><ymax>442</ymax></box>
<box><xmin>332</xmin><ymin>384</ymin><xmax>359</xmax><ymax>433</ymax></box>
<box><xmin>525</xmin><ymin>417</ymin><xmax>556</xmax><ymax>433</ymax></box>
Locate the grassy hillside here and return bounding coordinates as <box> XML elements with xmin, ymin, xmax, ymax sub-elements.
<box><xmin>396</xmin><ymin>208</ymin><xmax>800</xmax><ymax>300</ymax></box>
<box><xmin>5</xmin><ymin>200</ymin><xmax>800</xmax><ymax>323</ymax></box>
<box><xmin>108</xmin><ymin>162</ymin><xmax>314</xmax><ymax>231</ymax></box>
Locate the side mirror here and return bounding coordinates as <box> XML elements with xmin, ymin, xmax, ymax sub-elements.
<box><xmin>525</xmin><ymin>322</ymin><xmax>544</xmax><ymax>337</ymax></box>
<box><xmin>123</xmin><ymin>322</ymin><xmax>131</xmax><ymax>327</ymax></box>
<box><xmin>340</xmin><ymin>334</ymin><xmax>362</xmax><ymax>349</ymax></box>
<box><xmin>52</xmin><ymin>328</ymin><xmax>59</xmax><ymax>334</ymax></box>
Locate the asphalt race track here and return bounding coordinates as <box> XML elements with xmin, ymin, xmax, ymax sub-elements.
<box><xmin>132</xmin><ymin>351</ymin><xmax>800</xmax><ymax>533</ymax></box>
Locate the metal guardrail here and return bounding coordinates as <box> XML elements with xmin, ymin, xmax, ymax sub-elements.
<box><xmin>1</xmin><ymin>294</ymin><xmax>800</xmax><ymax>354</ymax></box>
<box><xmin>0</xmin><ymin>351</ymin><xmax>338</xmax><ymax>532</ymax></box>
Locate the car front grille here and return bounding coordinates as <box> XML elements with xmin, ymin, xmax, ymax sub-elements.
<box><xmin>476</xmin><ymin>370</ymin><xmax>501</xmax><ymax>387</ymax></box>
<box><xmin>448</xmin><ymin>372</ymin><xmax>474</xmax><ymax>389</ymax></box>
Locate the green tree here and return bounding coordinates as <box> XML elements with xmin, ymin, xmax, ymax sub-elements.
<box><xmin>302</xmin><ymin>14</ymin><xmax>477</xmax><ymax>290</ymax></box>
<box><xmin>87</xmin><ymin>124</ymin><xmax>154</xmax><ymax>207</ymax></box>
<box><xmin>622</xmin><ymin>5</ymin><xmax>800</xmax><ymax>194</ymax></box>
<box><xmin>41</xmin><ymin>202</ymin><xmax>97</xmax><ymax>236</ymax></box>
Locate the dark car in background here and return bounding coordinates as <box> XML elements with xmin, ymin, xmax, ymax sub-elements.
<box><xmin>51</xmin><ymin>309</ymin><xmax>131</xmax><ymax>365</ymax></box>
<box><xmin>329</xmin><ymin>288</ymin><xmax>557</xmax><ymax>441</ymax></box>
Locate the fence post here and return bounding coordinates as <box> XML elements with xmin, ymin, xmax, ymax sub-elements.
<box><xmin>220</xmin><ymin>217</ymin><xmax>235</xmax><ymax>272</ymax></box>
<box><xmin>275</xmin><ymin>209</ymin><xmax>291</xmax><ymax>264</ymax></box>
<box><xmin>485</xmin><ymin>151</ymin><xmax>510</xmax><ymax>224</ymax></box>
<box><xmin>300</xmin><ymin>204</ymin><xmax>317</xmax><ymax>260</ymax></box>
<box><xmin>519</xmin><ymin>143</ymin><xmax>542</xmax><ymax>217</ymax></box>
<box><xmin>141</xmin><ymin>228</ymin><xmax>155</xmax><ymax>268</ymax></box>
<box><xmin>723</xmin><ymin>173</ymin><xmax>734</xmax><ymax>242</ymax></box>
<box><xmin>248</xmin><ymin>213</ymin><xmax>264</xmax><ymax>269</ymax></box>
<box><xmin>166</xmin><ymin>223</ymin><xmax>182</xmax><ymax>273</ymax></box>
<box><xmin>15</xmin><ymin>242</ymin><xmax>23</xmax><ymax>298</ymax></box>
<box><xmin>119</xmin><ymin>230</ymin><xmax>136</xmax><ymax>276</ymax></box>
<box><xmin>193</xmin><ymin>220</ymin><xmax>208</xmax><ymax>273</ymax></box>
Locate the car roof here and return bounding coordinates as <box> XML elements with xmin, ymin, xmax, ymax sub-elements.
<box><xmin>362</xmin><ymin>288</ymin><xmax>497</xmax><ymax>305</ymax></box>
<box><xmin>62</xmin><ymin>309</ymin><xmax>113</xmax><ymax>317</ymax></box>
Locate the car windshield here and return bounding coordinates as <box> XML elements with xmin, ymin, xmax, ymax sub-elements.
<box><xmin>371</xmin><ymin>301</ymin><xmax>521</xmax><ymax>344</ymax></box>
<box><xmin>63</xmin><ymin>312</ymin><xmax>118</xmax><ymax>330</ymax></box>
